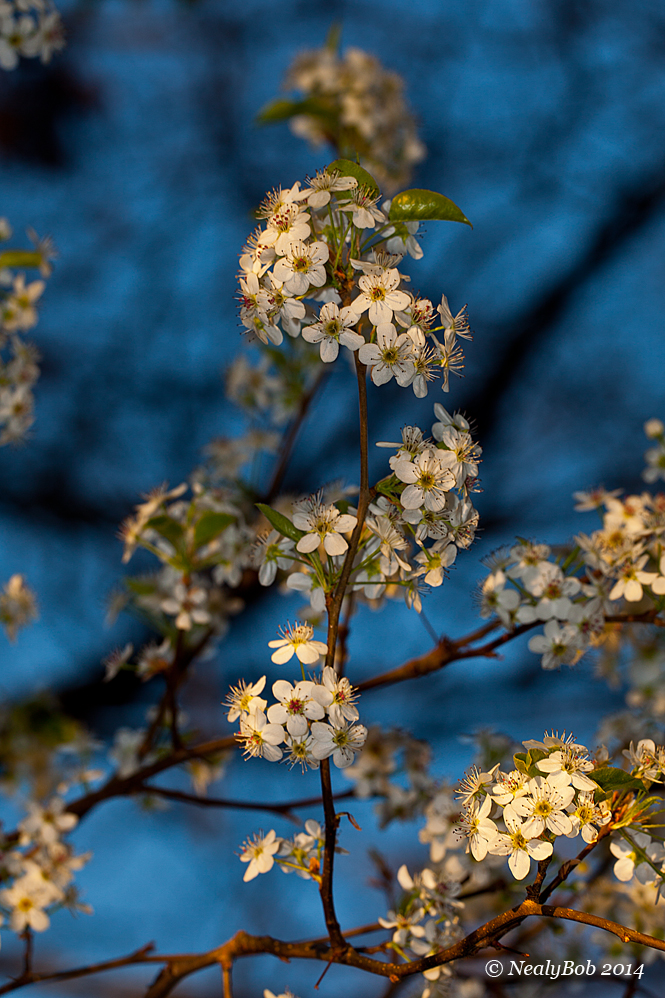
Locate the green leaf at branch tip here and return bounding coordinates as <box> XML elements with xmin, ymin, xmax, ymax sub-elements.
<box><xmin>125</xmin><ymin>577</ymin><xmax>158</xmax><ymax>596</ymax></box>
<box><xmin>256</xmin><ymin>503</ymin><xmax>305</xmax><ymax>543</ymax></box>
<box><xmin>592</xmin><ymin>766</ymin><xmax>647</xmax><ymax>798</ymax></box>
<box><xmin>146</xmin><ymin>514</ymin><xmax>185</xmax><ymax>550</ymax></box>
<box><xmin>325</xmin><ymin>21</ymin><xmax>342</xmax><ymax>53</ymax></box>
<box><xmin>513</xmin><ymin>752</ymin><xmax>530</xmax><ymax>776</ymax></box>
<box><xmin>256</xmin><ymin>97</ymin><xmax>336</xmax><ymax>128</ymax></box>
<box><xmin>389</xmin><ymin>189</ymin><xmax>472</xmax><ymax>227</ymax></box>
<box><xmin>193</xmin><ymin>511</ymin><xmax>235</xmax><ymax>550</ymax></box>
<box><xmin>512</xmin><ymin>748</ymin><xmax>548</xmax><ymax>777</ymax></box>
<box><xmin>326</xmin><ymin>158</ymin><xmax>380</xmax><ymax>197</ymax></box>
<box><xmin>0</xmin><ymin>250</ymin><xmax>44</xmax><ymax>270</ymax></box>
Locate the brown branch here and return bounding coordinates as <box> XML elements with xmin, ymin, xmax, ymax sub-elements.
<box><xmin>304</xmin><ymin>922</ymin><xmax>385</xmax><ymax>946</ymax></box>
<box><xmin>539</xmin><ymin>823</ymin><xmax>612</xmax><ymax>903</ymax></box>
<box><xmin>454</xmin><ymin>619</ymin><xmax>501</xmax><ymax>647</ymax></box>
<box><xmin>142</xmin><ymin>900</ymin><xmax>665</xmax><ymax>998</ymax></box>
<box><xmin>135</xmin><ymin>783</ymin><xmax>354</xmax><ymax>817</ymax></box>
<box><xmin>138</xmin><ymin>627</ymin><xmax>212</xmax><ymax>761</ymax></box>
<box><xmin>2</xmin><ymin>902</ymin><xmax>662</xmax><ymax>998</ymax></box>
<box><xmin>265</xmin><ymin>369</ymin><xmax>327</xmax><ymax>502</ymax></box>
<box><xmin>356</xmin><ymin>611</ymin><xmax>665</xmax><ymax>693</ymax></box>
<box><xmin>318</xmin><ymin>758</ymin><xmax>347</xmax><ymax>951</ymax></box>
<box><xmin>335</xmin><ymin>589</ymin><xmax>356</xmax><ymax>679</ymax></box>
<box><xmin>65</xmin><ymin>735</ymin><xmax>237</xmax><ymax>821</ymax></box>
<box><xmin>21</xmin><ymin>931</ymin><xmax>32</xmax><ymax>978</ymax></box>
<box><xmin>526</xmin><ymin>856</ymin><xmax>552</xmax><ymax>900</ymax></box>
<box><xmin>605</xmin><ymin>611</ymin><xmax>665</xmax><ymax>627</ymax></box>
<box><xmin>0</xmin><ymin>944</ymin><xmax>158</xmax><ymax>995</ymax></box>
<box><xmin>536</xmin><ymin>905</ymin><xmax>665</xmax><ymax>950</ymax></box>
<box><xmin>356</xmin><ymin>623</ymin><xmax>537</xmax><ymax>692</ymax></box>
<box><xmin>325</xmin><ymin>353</ymin><xmax>370</xmax><ymax>672</ymax></box>
<box><xmin>221</xmin><ymin>962</ymin><xmax>233</xmax><ymax>998</ymax></box>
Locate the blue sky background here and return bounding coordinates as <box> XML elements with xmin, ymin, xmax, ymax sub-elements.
<box><xmin>1</xmin><ymin>1</ymin><xmax>664</xmax><ymax>994</ymax></box>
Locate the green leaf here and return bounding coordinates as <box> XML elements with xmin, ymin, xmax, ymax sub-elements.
<box><xmin>0</xmin><ymin>250</ymin><xmax>44</xmax><ymax>270</ymax></box>
<box><xmin>256</xmin><ymin>503</ymin><xmax>304</xmax><ymax>543</ymax></box>
<box><xmin>591</xmin><ymin>767</ymin><xmax>646</xmax><ymax>796</ymax></box>
<box><xmin>389</xmin><ymin>189</ymin><xmax>472</xmax><ymax>227</ymax></box>
<box><xmin>146</xmin><ymin>514</ymin><xmax>185</xmax><ymax>550</ymax></box>
<box><xmin>513</xmin><ymin>752</ymin><xmax>530</xmax><ymax>776</ymax></box>
<box><xmin>193</xmin><ymin>511</ymin><xmax>235</xmax><ymax>549</ymax></box>
<box><xmin>325</xmin><ymin>21</ymin><xmax>341</xmax><ymax>53</ymax></box>
<box><xmin>125</xmin><ymin>577</ymin><xmax>158</xmax><ymax>595</ymax></box>
<box><xmin>257</xmin><ymin>97</ymin><xmax>336</xmax><ymax>128</ymax></box>
<box><xmin>326</xmin><ymin>158</ymin><xmax>380</xmax><ymax>197</ymax></box>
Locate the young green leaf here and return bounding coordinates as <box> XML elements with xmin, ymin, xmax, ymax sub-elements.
<box><xmin>389</xmin><ymin>189</ymin><xmax>472</xmax><ymax>227</ymax></box>
<box><xmin>326</xmin><ymin>158</ymin><xmax>380</xmax><ymax>197</ymax></box>
<box><xmin>0</xmin><ymin>250</ymin><xmax>44</xmax><ymax>270</ymax></box>
<box><xmin>592</xmin><ymin>767</ymin><xmax>647</xmax><ymax>796</ymax></box>
<box><xmin>193</xmin><ymin>511</ymin><xmax>235</xmax><ymax>550</ymax></box>
<box><xmin>257</xmin><ymin>97</ymin><xmax>336</xmax><ymax>128</ymax></box>
<box><xmin>256</xmin><ymin>503</ymin><xmax>304</xmax><ymax>543</ymax></box>
<box><xmin>146</xmin><ymin>514</ymin><xmax>185</xmax><ymax>550</ymax></box>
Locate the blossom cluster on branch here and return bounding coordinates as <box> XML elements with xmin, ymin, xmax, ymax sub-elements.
<box><xmin>0</xmin><ymin>0</ymin><xmax>63</xmax><ymax>70</ymax></box>
<box><xmin>259</xmin><ymin>34</ymin><xmax>426</xmax><ymax>193</ymax></box>
<box><xmin>0</xmin><ymin>219</ymin><xmax>55</xmax><ymax>447</ymax></box>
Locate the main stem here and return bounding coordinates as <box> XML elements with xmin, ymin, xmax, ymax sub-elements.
<box><xmin>318</xmin><ymin>352</ymin><xmax>370</xmax><ymax>950</ymax></box>
<box><xmin>318</xmin><ymin>757</ymin><xmax>346</xmax><ymax>951</ymax></box>
<box><xmin>325</xmin><ymin>353</ymin><xmax>370</xmax><ymax>671</ymax></box>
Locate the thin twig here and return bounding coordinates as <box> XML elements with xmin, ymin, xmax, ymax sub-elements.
<box><xmin>221</xmin><ymin>962</ymin><xmax>233</xmax><ymax>998</ymax></box>
<box><xmin>135</xmin><ymin>783</ymin><xmax>355</xmax><ymax>818</ymax></box>
<box><xmin>266</xmin><ymin>369</ymin><xmax>327</xmax><ymax>502</ymax></box>
<box><xmin>356</xmin><ymin>623</ymin><xmax>537</xmax><ymax>692</ymax></box>
<box><xmin>21</xmin><ymin>930</ymin><xmax>32</xmax><ymax>978</ymax></box>
<box><xmin>0</xmin><ymin>944</ymin><xmax>158</xmax><ymax>995</ymax></box>
<box><xmin>540</xmin><ymin>823</ymin><xmax>611</xmax><ymax>903</ymax></box>
<box><xmin>357</xmin><ymin>612</ymin><xmax>665</xmax><ymax>692</ymax></box>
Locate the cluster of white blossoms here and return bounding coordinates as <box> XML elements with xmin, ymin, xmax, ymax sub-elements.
<box><xmin>363</xmin><ymin>728</ymin><xmax>665</xmax><ymax>997</ymax></box>
<box><xmin>643</xmin><ymin>418</ymin><xmax>665</xmax><ymax>484</ymax></box>
<box><xmin>239</xmin><ymin>819</ymin><xmax>327</xmax><ymax>883</ymax></box>
<box><xmin>227</xmin><ymin>656</ymin><xmax>367</xmax><ymax>771</ymax></box>
<box><xmin>250</xmin><ymin>407</ymin><xmax>480</xmax><ymax>619</ymax></box>
<box><xmin>478</xmin><ymin>422</ymin><xmax>665</xmax><ymax>669</ymax></box>
<box><xmin>0</xmin><ymin>572</ymin><xmax>37</xmax><ymax>642</ymax></box>
<box><xmin>0</xmin><ymin>0</ymin><xmax>64</xmax><ymax>70</ymax></box>
<box><xmin>379</xmin><ymin>862</ymin><xmax>465</xmax><ymax>991</ymax></box>
<box><xmin>0</xmin><ymin>796</ymin><xmax>90</xmax><ymax>936</ymax></box>
<box><xmin>115</xmin><ymin>481</ymin><xmax>249</xmax><ymax>639</ymax></box>
<box><xmin>457</xmin><ymin>733</ymin><xmax>665</xmax><ymax>893</ymax></box>
<box><xmin>272</xmin><ymin>42</ymin><xmax>425</xmax><ymax>193</ymax></box>
<box><xmin>344</xmin><ymin>724</ymin><xmax>435</xmax><ymax>827</ymax></box>
<box><xmin>0</xmin><ymin>220</ymin><xmax>55</xmax><ymax>445</ymax></box>
<box><xmin>237</xmin><ymin>170</ymin><xmax>471</xmax><ymax>398</ymax></box>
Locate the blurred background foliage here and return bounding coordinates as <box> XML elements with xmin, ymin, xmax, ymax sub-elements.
<box><xmin>1</xmin><ymin>0</ymin><xmax>664</xmax><ymax>994</ymax></box>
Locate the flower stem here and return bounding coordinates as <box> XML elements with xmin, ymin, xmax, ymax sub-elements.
<box><xmin>324</xmin><ymin>353</ymin><xmax>370</xmax><ymax>671</ymax></box>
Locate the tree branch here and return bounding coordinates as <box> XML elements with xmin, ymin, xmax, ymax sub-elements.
<box><xmin>356</xmin><ymin>611</ymin><xmax>665</xmax><ymax>692</ymax></box>
<box><xmin>318</xmin><ymin>757</ymin><xmax>347</xmax><ymax>952</ymax></box>
<box><xmin>0</xmin><ymin>944</ymin><xmax>158</xmax><ymax>995</ymax></box>
<box><xmin>141</xmin><ymin>900</ymin><xmax>665</xmax><ymax>998</ymax></box>
<box><xmin>266</xmin><ymin>369</ymin><xmax>327</xmax><ymax>502</ymax></box>
<box><xmin>135</xmin><ymin>782</ymin><xmax>354</xmax><ymax>818</ymax></box>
